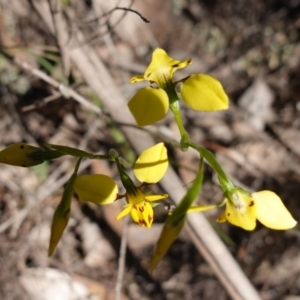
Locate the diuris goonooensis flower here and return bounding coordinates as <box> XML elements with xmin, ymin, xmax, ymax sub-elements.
<box><xmin>74</xmin><ymin>143</ymin><xmax>168</xmax><ymax>228</ymax></box>
<box><xmin>128</xmin><ymin>48</ymin><xmax>229</xmax><ymax>126</ymax></box>
<box><xmin>188</xmin><ymin>188</ymin><xmax>297</xmax><ymax>231</ymax></box>
<box><xmin>217</xmin><ymin>189</ymin><xmax>297</xmax><ymax>230</ymax></box>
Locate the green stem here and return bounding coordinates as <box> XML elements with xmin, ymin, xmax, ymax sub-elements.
<box><xmin>166</xmin><ymin>88</ymin><xmax>233</xmax><ymax>191</ymax></box>
<box><xmin>74</xmin><ymin>157</ymin><xmax>83</xmax><ymax>174</ymax></box>
<box><xmin>169</xmin><ymin>101</ymin><xmax>186</xmax><ymax>137</ymax></box>
<box><xmin>58</xmin><ymin>157</ymin><xmax>82</xmax><ymax>213</ymax></box>
<box><xmin>168</xmin><ymin>89</ymin><xmax>190</xmax><ymax>151</ymax></box>
<box><xmin>189</xmin><ymin>141</ymin><xmax>234</xmax><ymax>192</ymax></box>
<box><xmin>110</xmin><ymin>149</ymin><xmax>137</xmax><ymax>195</ymax></box>
<box><xmin>45</xmin><ymin>144</ymin><xmax>112</xmax><ymax>161</ymax></box>
<box><xmin>170</xmin><ymin>158</ymin><xmax>204</xmax><ymax>224</ymax></box>
<box><xmin>93</xmin><ymin>154</ymin><xmax>113</xmax><ymax>160</ymax></box>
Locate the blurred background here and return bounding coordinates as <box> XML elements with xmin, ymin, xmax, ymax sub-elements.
<box><xmin>1</xmin><ymin>0</ymin><xmax>300</xmax><ymax>299</ymax></box>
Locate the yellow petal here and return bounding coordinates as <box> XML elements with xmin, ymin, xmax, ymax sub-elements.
<box><xmin>116</xmin><ymin>204</ymin><xmax>132</xmax><ymax>220</ymax></box>
<box><xmin>128</xmin><ymin>87</ymin><xmax>169</xmax><ymax>126</ymax></box>
<box><xmin>187</xmin><ymin>205</ymin><xmax>217</xmax><ymax>213</ymax></box>
<box><xmin>225</xmin><ymin>193</ymin><xmax>257</xmax><ymax>230</ymax></box>
<box><xmin>0</xmin><ymin>143</ymin><xmax>44</xmax><ymax>167</ymax></box>
<box><xmin>144</xmin><ymin>48</ymin><xmax>192</xmax><ymax>86</ymax></box>
<box><xmin>126</xmin><ymin>189</ymin><xmax>144</xmax><ymax>205</ymax></box>
<box><xmin>180</xmin><ymin>74</ymin><xmax>229</xmax><ymax>111</ymax></box>
<box><xmin>130</xmin><ymin>201</ymin><xmax>154</xmax><ymax>228</ymax></box>
<box><xmin>134</xmin><ymin>143</ymin><xmax>168</xmax><ymax>183</ymax></box>
<box><xmin>145</xmin><ymin>194</ymin><xmax>168</xmax><ymax>202</ymax></box>
<box><xmin>216</xmin><ymin>210</ymin><xmax>227</xmax><ymax>223</ymax></box>
<box><xmin>254</xmin><ymin>191</ymin><xmax>297</xmax><ymax>230</ymax></box>
<box><xmin>74</xmin><ymin>174</ymin><xmax>118</xmax><ymax>205</ymax></box>
<box><xmin>130</xmin><ymin>75</ymin><xmax>145</xmax><ymax>83</ymax></box>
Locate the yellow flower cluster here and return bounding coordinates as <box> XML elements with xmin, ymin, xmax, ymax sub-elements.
<box><xmin>126</xmin><ymin>48</ymin><xmax>296</xmax><ymax>232</ymax></box>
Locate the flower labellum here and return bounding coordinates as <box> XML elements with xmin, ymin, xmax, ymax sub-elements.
<box><xmin>74</xmin><ymin>143</ymin><xmax>169</xmax><ymax>228</ymax></box>
<box><xmin>217</xmin><ymin>190</ymin><xmax>297</xmax><ymax>231</ymax></box>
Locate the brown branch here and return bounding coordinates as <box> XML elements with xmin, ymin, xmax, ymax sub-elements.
<box><xmin>48</xmin><ymin>0</ymin><xmax>72</xmax><ymax>76</ymax></box>
<box><xmin>115</xmin><ymin>7</ymin><xmax>150</xmax><ymax>23</ymax></box>
<box><xmin>0</xmin><ymin>50</ymin><xmax>101</xmax><ymax>114</ymax></box>
<box><xmin>115</xmin><ymin>215</ymin><xmax>129</xmax><ymax>300</ymax></box>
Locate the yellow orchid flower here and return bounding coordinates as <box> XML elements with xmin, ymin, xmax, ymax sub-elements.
<box><xmin>116</xmin><ymin>189</ymin><xmax>168</xmax><ymax>228</ymax></box>
<box><xmin>74</xmin><ymin>143</ymin><xmax>169</xmax><ymax>228</ymax></box>
<box><xmin>217</xmin><ymin>190</ymin><xmax>297</xmax><ymax>230</ymax></box>
<box><xmin>128</xmin><ymin>48</ymin><xmax>229</xmax><ymax>126</ymax></box>
<box><xmin>130</xmin><ymin>48</ymin><xmax>192</xmax><ymax>87</ymax></box>
<box><xmin>188</xmin><ymin>189</ymin><xmax>297</xmax><ymax>231</ymax></box>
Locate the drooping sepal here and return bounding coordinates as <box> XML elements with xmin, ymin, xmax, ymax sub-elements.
<box><xmin>0</xmin><ymin>143</ymin><xmax>45</xmax><ymax>167</ymax></box>
<box><xmin>48</xmin><ymin>158</ymin><xmax>83</xmax><ymax>256</ymax></box>
<box><xmin>187</xmin><ymin>205</ymin><xmax>217</xmax><ymax>213</ymax></box>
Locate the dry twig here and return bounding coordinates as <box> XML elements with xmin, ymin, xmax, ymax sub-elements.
<box><xmin>115</xmin><ymin>215</ymin><xmax>129</xmax><ymax>300</ymax></box>
<box><xmin>0</xmin><ymin>50</ymin><xmax>101</xmax><ymax>114</ymax></box>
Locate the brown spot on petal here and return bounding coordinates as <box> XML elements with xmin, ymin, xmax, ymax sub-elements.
<box><xmin>187</xmin><ymin>59</ymin><xmax>192</xmax><ymax>64</ymax></box>
<box><xmin>172</xmin><ymin>63</ymin><xmax>179</xmax><ymax>68</ymax></box>
<box><xmin>133</xmin><ymin>205</ymin><xmax>137</xmax><ymax>210</ymax></box>
<box><xmin>227</xmin><ymin>213</ymin><xmax>230</xmax><ymax>216</ymax></box>
<box><xmin>138</xmin><ymin>219</ymin><xmax>147</xmax><ymax>226</ymax></box>
<box><xmin>139</xmin><ymin>206</ymin><xmax>144</xmax><ymax>212</ymax></box>
<box><xmin>146</xmin><ymin>73</ymin><xmax>151</xmax><ymax>78</ymax></box>
<box><xmin>249</xmin><ymin>201</ymin><xmax>255</xmax><ymax>207</ymax></box>
<box><xmin>148</xmin><ymin>215</ymin><xmax>153</xmax><ymax>223</ymax></box>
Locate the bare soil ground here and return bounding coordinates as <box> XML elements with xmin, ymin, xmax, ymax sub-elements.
<box><xmin>1</xmin><ymin>0</ymin><xmax>300</xmax><ymax>299</ymax></box>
